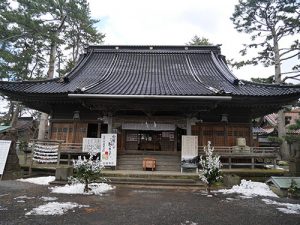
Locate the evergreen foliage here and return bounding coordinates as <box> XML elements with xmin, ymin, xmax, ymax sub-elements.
<box><xmin>199</xmin><ymin>141</ymin><xmax>222</xmax><ymax>194</ymax></box>
<box><xmin>231</xmin><ymin>0</ymin><xmax>300</xmax><ymax>83</ymax></box>
<box><xmin>187</xmin><ymin>35</ymin><xmax>212</xmax><ymax>46</ymax></box>
<box><xmin>72</xmin><ymin>155</ymin><xmax>104</xmax><ymax>193</ymax></box>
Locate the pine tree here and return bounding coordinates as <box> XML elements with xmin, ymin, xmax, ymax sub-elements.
<box><xmin>231</xmin><ymin>0</ymin><xmax>300</xmax><ymax>159</ymax></box>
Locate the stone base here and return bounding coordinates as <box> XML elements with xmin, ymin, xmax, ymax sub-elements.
<box><xmin>55</xmin><ymin>166</ymin><xmax>74</xmax><ymax>181</ymax></box>
<box><xmin>1</xmin><ymin>141</ymin><xmax>22</xmax><ymax>180</ymax></box>
<box><xmin>223</xmin><ymin>174</ymin><xmax>241</xmax><ymax>187</ymax></box>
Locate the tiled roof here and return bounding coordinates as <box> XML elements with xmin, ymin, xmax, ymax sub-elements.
<box><xmin>1</xmin><ymin>45</ymin><xmax>300</xmax><ymax>97</ymax></box>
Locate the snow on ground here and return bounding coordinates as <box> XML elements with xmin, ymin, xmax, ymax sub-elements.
<box><xmin>14</xmin><ymin>195</ymin><xmax>35</xmax><ymax>200</ymax></box>
<box><xmin>0</xmin><ymin>206</ymin><xmax>8</xmax><ymax>211</ymax></box>
<box><xmin>17</xmin><ymin>176</ymin><xmax>55</xmax><ymax>185</ymax></box>
<box><xmin>218</xmin><ymin>179</ymin><xmax>278</xmax><ymax>198</ymax></box>
<box><xmin>40</xmin><ymin>196</ymin><xmax>58</xmax><ymax>201</ymax></box>
<box><xmin>25</xmin><ymin>202</ymin><xmax>89</xmax><ymax>216</ymax></box>
<box><xmin>262</xmin><ymin>199</ymin><xmax>300</xmax><ymax>215</ymax></box>
<box><xmin>265</xmin><ymin>165</ymin><xmax>285</xmax><ymax>170</ymax></box>
<box><xmin>181</xmin><ymin>221</ymin><xmax>198</xmax><ymax>225</ymax></box>
<box><xmin>51</xmin><ymin>182</ymin><xmax>114</xmax><ymax>195</ymax></box>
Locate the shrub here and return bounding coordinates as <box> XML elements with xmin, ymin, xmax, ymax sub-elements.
<box><xmin>72</xmin><ymin>155</ymin><xmax>104</xmax><ymax>192</ymax></box>
<box><xmin>199</xmin><ymin>141</ymin><xmax>222</xmax><ymax>194</ymax></box>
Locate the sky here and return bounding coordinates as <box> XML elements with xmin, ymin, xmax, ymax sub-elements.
<box><xmin>88</xmin><ymin>0</ymin><xmax>279</xmax><ymax>81</ymax></box>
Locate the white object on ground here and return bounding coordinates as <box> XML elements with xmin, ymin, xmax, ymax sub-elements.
<box><xmin>262</xmin><ymin>199</ymin><xmax>300</xmax><ymax>214</ymax></box>
<box><xmin>25</xmin><ymin>202</ymin><xmax>89</xmax><ymax>216</ymax></box>
<box><xmin>40</xmin><ymin>196</ymin><xmax>58</xmax><ymax>201</ymax></box>
<box><xmin>14</xmin><ymin>195</ymin><xmax>35</xmax><ymax>200</ymax></box>
<box><xmin>50</xmin><ymin>182</ymin><xmax>114</xmax><ymax>195</ymax></box>
<box><xmin>0</xmin><ymin>206</ymin><xmax>8</xmax><ymax>210</ymax></box>
<box><xmin>17</xmin><ymin>176</ymin><xmax>55</xmax><ymax>185</ymax></box>
<box><xmin>218</xmin><ymin>179</ymin><xmax>278</xmax><ymax>198</ymax></box>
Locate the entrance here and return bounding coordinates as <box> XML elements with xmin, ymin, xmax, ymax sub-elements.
<box><xmin>125</xmin><ymin>130</ymin><xmax>175</xmax><ymax>151</ymax></box>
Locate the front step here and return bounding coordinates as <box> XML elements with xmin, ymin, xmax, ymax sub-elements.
<box><xmin>117</xmin><ymin>154</ymin><xmax>181</xmax><ymax>172</ymax></box>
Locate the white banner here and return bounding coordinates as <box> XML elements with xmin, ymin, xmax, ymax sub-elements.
<box><xmin>82</xmin><ymin>138</ymin><xmax>101</xmax><ymax>155</ymax></box>
<box><xmin>181</xmin><ymin>135</ymin><xmax>198</xmax><ymax>161</ymax></box>
<box><xmin>100</xmin><ymin>134</ymin><xmax>117</xmax><ymax>166</ymax></box>
<box><xmin>0</xmin><ymin>140</ymin><xmax>12</xmax><ymax>175</ymax></box>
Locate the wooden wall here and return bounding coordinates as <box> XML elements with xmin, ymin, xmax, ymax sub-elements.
<box><xmin>192</xmin><ymin>122</ymin><xmax>252</xmax><ymax>147</ymax></box>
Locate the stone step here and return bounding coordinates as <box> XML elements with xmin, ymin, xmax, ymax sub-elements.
<box><xmin>105</xmin><ymin>177</ymin><xmax>205</xmax><ymax>187</ymax></box>
<box><xmin>117</xmin><ymin>154</ymin><xmax>181</xmax><ymax>171</ymax></box>
<box><xmin>117</xmin><ymin>160</ymin><xmax>180</xmax><ymax>166</ymax></box>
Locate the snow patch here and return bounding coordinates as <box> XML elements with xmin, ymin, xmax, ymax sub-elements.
<box><xmin>40</xmin><ymin>196</ymin><xmax>58</xmax><ymax>201</ymax></box>
<box><xmin>0</xmin><ymin>194</ymin><xmax>8</xmax><ymax>197</ymax></box>
<box><xmin>50</xmin><ymin>182</ymin><xmax>114</xmax><ymax>195</ymax></box>
<box><xmin>17</xmin><ymin>176</ymin><xmax>55</xmax><ymax>185</ymax></box>
<box><xmin>262</xmin><ymin>199</ymin><xmax>300</xmax><ymax>214</ymax></box>
<box><xmin>218</xmin><ymin>180</ymin><xmax>278</xmax><ymax>198</ymax></box>
<box><xmin>225</xmin><ymin>197</ymin><xmax>236</xmax><ymax>201</ymax></box>
<box><xmin>0</xmin><ymin>206</ymin><xmax>8</xmax><ymax>211</ymax></box>
<box><xmin>14</xmin><ymin>195</ymin><xmax>35</xmax><ymax>200</ymax></box>
<box><xmin>25</xmin><ymin>202</ymin><xmax>89</xmax><ymax>216</ymax></box>
<box><xmin>181</xmin><ymin>221</ymin><xmax>198</xmax><ymax>225</ymax></box>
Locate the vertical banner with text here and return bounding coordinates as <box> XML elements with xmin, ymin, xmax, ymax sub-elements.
<box><xmin>100</xmin><ymin>134</ymin><xmax>117</xmax><ymax>166</ymax></box>
<box><xmin>181</xmin><ymin>135</ymin><xmax>198</xmax><ymax>162</ymax></box>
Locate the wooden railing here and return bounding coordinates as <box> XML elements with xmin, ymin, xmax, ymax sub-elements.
<box><xmin>198</xmin><ymin>146</ymin><xmax>279</xmax><ymax>155</ymax></box>
<box><xmin>198</xmin><ymin>146</ymin><xmax>279</xmax><ymax>169</ymax></box>
<box><xmin>59</xmin><ymin>143</ymin><xmax>82</xmax><ymax>152</ymax></box>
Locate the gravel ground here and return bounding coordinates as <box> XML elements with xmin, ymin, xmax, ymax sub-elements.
<box><xmin>0</xmin><ymin>180</ymin><xmax>299</xmax><ymax>225</ymax></box>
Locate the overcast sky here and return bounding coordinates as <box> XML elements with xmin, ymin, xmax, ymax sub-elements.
<box><xmin>88</xmin><ymin>0</ymin><xmax>278</xmax><ymax>81</ymax></box>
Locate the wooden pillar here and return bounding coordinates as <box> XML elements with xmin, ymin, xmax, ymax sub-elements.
<box><xmin>249</xmin><ymin>123</ymin><xmax>254</xmax><ymax>147</ymax></box>
<box><xmin>251</xmin><ymin>157</ymin><xmax>255</xmax><ymax>169</ymax></box>
<box><xmin>107</xmin><ymin>115</ymin><xmax>113</xmax><ymax>133</ymax></box>
<box><xmin>186</xmin><ymin>118</ymin><xmax>192</xmax><ymax>135</ymax></box>
<box><xmin>224</xmin><ymin>122</ymin><xmax>228</xmax><ymax>146</ymax></box>
<box><xmin>174</xmin><ymin>129</ymin><xmax>177</xmax><ymax>152</ymax></box>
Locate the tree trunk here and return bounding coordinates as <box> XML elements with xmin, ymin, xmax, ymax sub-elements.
<box><xmin>207</xmin><ymin>183</ymin><xmax>212</xmax><ymax>195</ymax></box>
<box><xmin>84</xmin><ymin>179</ymin><xmax>89</xmax><ymax>193</ymax></box>
<box><xmin>38</xmin><ymin>112</ymin><xmax>48</xmax><ymax>140</ymax></box>
<box><xmin>10</xmin><ymin>102</ymin><xmax>20</xmax><ymax>128</ymax></box>
<box><xmin>273</xmin><ymin>31</ymin><xmax>288</xmax><ymax>159</ymax></box>
<box><xmin>37</xmin><ymin>15</ymin><xmax>66</xmax><ymax>140</ymax></box>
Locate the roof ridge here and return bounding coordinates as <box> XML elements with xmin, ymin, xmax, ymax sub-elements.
<box><xmin>243</xmin><ymin>80</ymin><xmax>300</xmax><ymax>88</ymax></box>
<box><xmin>87</xmin><ymin>45</ymin><xmax>221</xmax><ymax>51</ymax></box>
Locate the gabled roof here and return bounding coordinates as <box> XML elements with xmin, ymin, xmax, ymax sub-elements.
<box><xmin>1</xmin><ymin>45</ymin><xmax>300</xmax><ymax>98</ymax></box>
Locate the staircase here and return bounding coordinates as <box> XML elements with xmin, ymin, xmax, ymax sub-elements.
<box><xmin>117</xmin><ymin>153</ymin><xmax>181</xmax><ymax>172</ymax></box>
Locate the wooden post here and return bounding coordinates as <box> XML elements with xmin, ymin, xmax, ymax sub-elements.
<box><xmin>251</xmin><ymin>157</ymin><xmax>255</xmax><ymax>169</ymax></box>
<box><xmin>186</xmin><ymin>118</ymin><xmax>192</xmax><ymax>135</ymax></box>
<box><xmin>107</xmin><ymin>115</ymin><xmax>113</xmax><ymax>133</ymax></box>
<box><xmin>228</xmin><ymin>157</ymin><xmax>232</xmax><ymax>169</ymax></box>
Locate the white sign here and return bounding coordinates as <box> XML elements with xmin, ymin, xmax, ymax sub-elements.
<box><xmin>100</xmin><ymin>134</ymin><xmax>117</xmax><ymax>166</ymax></box>
<box><xmin>82</xmin><ymin>138</ymin><xmax>101</xmax><ymax>155</ymax></box>
<box><xmin>0</xmin><ymin>140</ymin><xmax>12</xmax><ymax>175</ymax></box>
<box><xmin>181</xmin><ymin>135</ymin><xmax>198</xmax><ymax>161</ymax></box>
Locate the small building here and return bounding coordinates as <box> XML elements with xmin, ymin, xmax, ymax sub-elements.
<box><xmin>1</xmin><ymin>45</ymin><xmax>300</xmax><ymax>170</ymax></box>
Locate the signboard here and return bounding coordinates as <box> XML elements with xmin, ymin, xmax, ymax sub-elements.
<box><xmin>100</xmin><ymin>134</ymin><xmax>117</xmax><ymax>166</ymax></box>
<box><xmin>82</xmin><ymin>138</ymin><xmax>101</xmax><ymax>155</ymax></box>
<box><xmin>0</xmin><ymin>140</ymin><xmax>12</xmax><ymax>175</ymax></box>
<box><xmin>181</xmin><ymin>135</ymin><xmax>198</xmax><ymax>162</ymax></box>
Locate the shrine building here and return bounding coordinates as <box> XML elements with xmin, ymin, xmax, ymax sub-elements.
<box><xmin>1</xmin><ymin>45</ymin><xmax>300</xmax><ymax>170</ymax></box>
